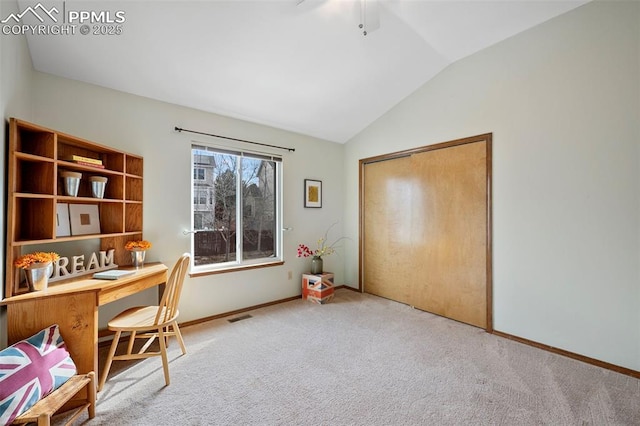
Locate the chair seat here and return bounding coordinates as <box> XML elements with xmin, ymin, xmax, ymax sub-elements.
<box><xmin>108</xmin><ymin>306</ymin><xmax>179</xmax><ymax>331</ymax></box>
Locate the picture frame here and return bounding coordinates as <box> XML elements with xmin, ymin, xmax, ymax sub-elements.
<box><xmin>304</xmin><ymin>179</ymin><xmax>322</xmax><ymax>208</ymax></box>
<box><xmin>56</xmin><ymin>203</ymin><xmax>71</xmax><ymax>237</ymax></box>
<box><xmin>69</xmin><ymin>204</ymin><xmax>101</xmax><ymax>235</ymax></box>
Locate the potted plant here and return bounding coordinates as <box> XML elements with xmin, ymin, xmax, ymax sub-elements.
<box><xmin>296</xmin><ymin>223</ymin><xmax>346</xmax><ymax>274</ymax></box>
<box><xmin>14</xmin><ymin>252</ymin><xmax>60</xmax><ymax>291</ymax></box>
<box><xmin>125</xmin><ymin>240</ymin><xmax>152</xmax><ymax>269</ymax></box>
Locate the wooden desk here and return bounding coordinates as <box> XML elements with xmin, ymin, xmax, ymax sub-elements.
<box><xmin>1</xmin><ymin>263</ymin><xmax>168</xmax><ymax>376</ymax></box>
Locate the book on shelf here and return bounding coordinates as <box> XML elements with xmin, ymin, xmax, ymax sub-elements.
<box><xmin>65</xmin><ymin>155</ymin><xmax>103</xmax><ymax>165</ymax></box>
<box><xmin>92</xmin><ymin>269</ymin><xmax>136</xmax><ymax>280</ymax></box>
<box><xmin>72</xmin><ymin>160</ymin><xmax>105</xmax><ymax>169</ymax></box>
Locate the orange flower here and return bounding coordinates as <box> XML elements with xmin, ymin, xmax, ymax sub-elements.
<box><xmin>14</xmin><ymin>252</ymin><xmax>60</xmax><ymax>269</ymax></box>
<box><xmin>125</xmin><ymin>240</ymin><xmax>152</xmax><ymax>251</ymax></box>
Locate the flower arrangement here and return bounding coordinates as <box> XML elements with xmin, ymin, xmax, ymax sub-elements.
<box><xmin>296</xmin><ymin>242</ymin><xmax>335</xmax><ymax>259</ymax></box>
<box><xmin>296</xmin><ymin>222</ymin><xmax>346</xmax><ymax>259</ymax></box>
<box><xmin>14</xmin><ymin>252</ymin><xmax>60</xmax><ymax>269</ymax></box>
<box><xmin>125</xmin><ymin>240</ymin><xmax>152</xmax><ymax>251</ymax></box>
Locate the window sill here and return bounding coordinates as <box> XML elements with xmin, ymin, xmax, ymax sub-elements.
<box><xmin>189</xmin><ymin>260</ymin><xmax>284</xmax><ymax>278</ymax></box>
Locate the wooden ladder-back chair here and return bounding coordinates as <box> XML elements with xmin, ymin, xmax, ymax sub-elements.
<box><xmin>98</xmin><ymin>253</ymin><xmax>190</xmax><ymax>391</ymax></box>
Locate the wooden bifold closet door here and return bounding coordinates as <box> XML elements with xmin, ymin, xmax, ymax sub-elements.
<box><xmin>361</xmin><ymin>135</ymin><xmax>492</xmax><ymax>329</ymax></box>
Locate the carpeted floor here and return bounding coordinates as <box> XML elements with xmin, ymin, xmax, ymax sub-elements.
<box><xmin>65</xmin><ymin>289</ymin><xmax>639</xmax><ymax>425</ymax></box>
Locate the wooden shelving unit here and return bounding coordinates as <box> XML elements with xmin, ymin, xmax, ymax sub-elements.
<box><xmin>5</xmin><ymin>118</ymin><xmax>144</xmax><ymax>298</ymax></box>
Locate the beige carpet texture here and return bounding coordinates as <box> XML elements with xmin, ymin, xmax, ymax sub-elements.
<box><xmin>68</xmin><ymin>289</ymin><xmax>639</xmax><ymax>425</ymax></box>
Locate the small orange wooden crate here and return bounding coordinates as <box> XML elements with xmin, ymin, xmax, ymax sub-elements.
<box><xmin>302</xmin><ymin>272</ymin><xmax>334</xmax><ymax>304</ymax></box>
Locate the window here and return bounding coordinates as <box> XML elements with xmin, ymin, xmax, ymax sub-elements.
<box><xmin>193</xmin><ymin>168</ymin><xmax>205</xmax><ymax>181</ymax></box>
<box><xmin>191</xmin><ymin>145</ymin><xmax>282</xmax><ymax>272</ymax></box>
<box><xmin>193</xmin><ymin>189</ymin><xmax>208</xmax><ymax>206</ymax></box>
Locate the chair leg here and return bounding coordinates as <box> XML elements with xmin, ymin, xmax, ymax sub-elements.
<box><xmin>157</xmin><ymin>326</ymin><xmax>170</xmax><ymax>386</ymax></box>
<box><xmin>164</xmin><ymin>326</ymin><xmax>171</xmax><ymax>348</ymax></box>
<box><xmin>126</xmin><ymin>331</ymin><xmax>137</xmax><ymax>355</ymax></box>
<box><xmin>98</xmin><ymin>330</ymin><xmax>121</xmax><ymax>391</ymax></box>
<box><xmin>172</xmin><ymin>322</ymin><xmax>187</xmax><ymax>355</ymax></box>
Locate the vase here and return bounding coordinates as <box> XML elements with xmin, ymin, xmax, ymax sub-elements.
<box><xmin>89</xmin><ymin>176</ymin><xmax>108</xmax><ymax>198</ymax></box>
<box><xmin>131</xmin><ymin>249</ymin><xmax>146</xmax><ymax>269</ymax></box>
<box><xmin>60</xmin><ymin>171</ymin><xmax>82</xmax><ymax>197</ymax></box>
<box><xmin>24</xmin><ymin>261</ymin><xmax>53</xmax><ymax>292</ymax></box>
<box><xmin>310</xmin><ymin>256</ymin><xmax>323</xmax><ymax>274</ymax></box>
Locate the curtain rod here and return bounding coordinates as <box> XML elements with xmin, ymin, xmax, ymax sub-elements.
<box><xmin>174</xmin><ymin>126</ymin><xmax>295</xmax><ymax>153</ymax></box>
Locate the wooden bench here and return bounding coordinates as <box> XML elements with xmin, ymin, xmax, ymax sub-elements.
<box><xmin>12</xmin><ymin>372</ymin><xmax>96</xmax><ymax>426</ymax></box>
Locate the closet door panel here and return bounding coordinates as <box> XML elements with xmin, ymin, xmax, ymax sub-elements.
<box><xmin>362</xmin><ymin>155</ymin><xmax>416</xmax><ymax>305</ymax></box>
<box><xmin>410</xmin><ymin>141</ymin><xmax>487</xmax><ymax>327</ymax></box>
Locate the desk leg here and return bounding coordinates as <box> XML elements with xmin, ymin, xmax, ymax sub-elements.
<box><xmin>7</xmin><ymin>292</ymin><xmax>98</xmax><ymax>375</ymax></box>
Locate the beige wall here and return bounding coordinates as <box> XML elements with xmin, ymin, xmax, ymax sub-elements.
<box><xmin>344</xmin><ymin>0</ymin><xmax>640</xmax><ymax>370</ymax></box>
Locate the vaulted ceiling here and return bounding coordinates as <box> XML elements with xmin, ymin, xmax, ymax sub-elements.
<box><xmin>19</xmin><ymin>0</ymin><xmax>589</xmax><ymax>143</ymax></box>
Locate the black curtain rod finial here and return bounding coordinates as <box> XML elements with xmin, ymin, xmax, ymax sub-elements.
<box><xmin>174</xmin><ymin>125</ymin><xmax>294</xmax><ymax>152</ymax></box>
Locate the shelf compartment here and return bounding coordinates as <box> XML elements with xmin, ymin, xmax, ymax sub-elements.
<box><xmin>13</xmin><ymin>198</ymin><xmax>55</xmax><ymax>241</ymax></box>
<box><xmin>58</xmin><ymin>137</ymin><xmax>125</xmax><ymax>173</ymax></box>
<box><xmin>99</xmin><ymin>203</ymin><xmax>125</xmax><ymax>234</ymax></box>
<box><xmin>125</xmin><ymin>176</ymin><xmax>143</xmax><ymax>202</ymax></box>
<box><xmin>14</xmin><ymin>124</ymin><xmax>55</xmax><ymax>158</ymax></box>
<box><xmin>126</xmin><ymin>155</ymin><xmax>143</xmax><ymax>177</ymax></box>
<box><xmin>16</xmin><ymin>159</ymin><xmax>55</xmax><ymax>194</ymax></box>
<box><xmin>125</xmin><ymin>203</ymin><xmax>142</xmax><ymax>233</ymax></box>
<box><xmin>58</xmin><ymin>170</ymin><xmax>124</xmax><ymax>200</ymax></box>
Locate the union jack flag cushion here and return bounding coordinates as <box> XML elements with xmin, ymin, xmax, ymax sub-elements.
<box><xmin>0</xmin><ymin>324</ymin><xmax>77</xmax><ymax>425</ymax></box>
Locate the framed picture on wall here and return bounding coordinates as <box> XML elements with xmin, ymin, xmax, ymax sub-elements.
<box><xmin>304</xmin><ymin>179</ymin><xmax>322</xmax><ymax>208</ymax></box>
<box><xmin>69</xmin><ymin>204</ymin><xmax>101</xmax><ymax>235</ymax></box>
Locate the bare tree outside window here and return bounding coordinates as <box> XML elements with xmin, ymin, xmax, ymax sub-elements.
<box><xmin>242</xmin><ymin>157</ymin><xmax>276</xmax><ymax>261</ymax></box>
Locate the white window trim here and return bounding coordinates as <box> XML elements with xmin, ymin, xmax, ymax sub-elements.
<box><xmin>190</xmin><ymin>143</ymin><xmax>283</xmax><ymax>274</ymax></box>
